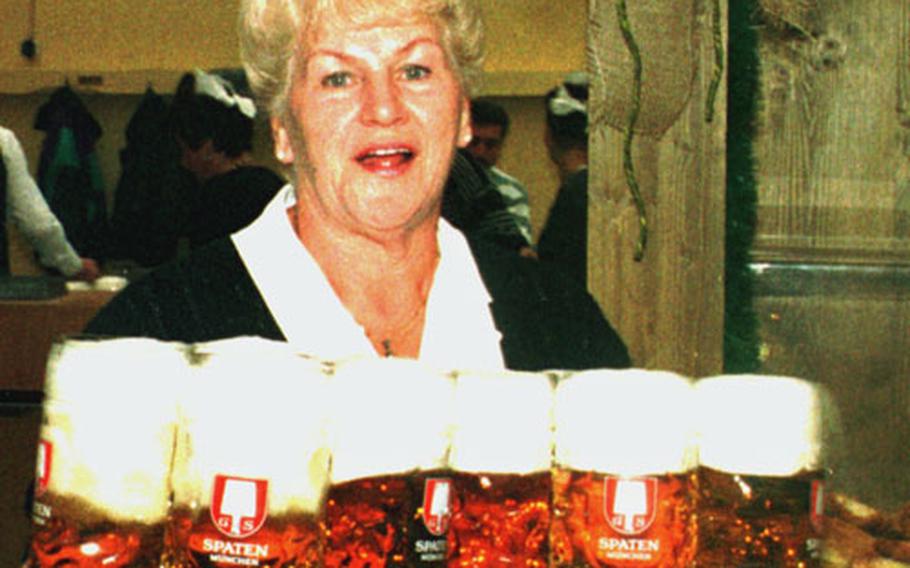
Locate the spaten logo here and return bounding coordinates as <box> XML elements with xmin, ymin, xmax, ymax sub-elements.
<box><xmin>603</xmin><ymin>476</ymin><xmax>658</xmax><ymax>535</ymax></box>
<box><xmin>422</xmin><ymin>477</ymin><xmax>453</xmax><ymax>536</ymax></box>
<box><xmin>35</xmin><ymin>439</ymin><xmax>53</xmax><ymax>496</ymax></box>
<box><xmin>210</xmin><ymin>474</ymin><xmax>269</xmax><ymax>539</ymax></box>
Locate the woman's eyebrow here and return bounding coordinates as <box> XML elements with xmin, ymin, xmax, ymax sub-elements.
<box><xmin>309</xmin><ymin>37</ymin><xmax>440</xmax><ymax>63</ymax></box>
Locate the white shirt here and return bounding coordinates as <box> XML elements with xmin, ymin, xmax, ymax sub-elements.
<box><xmin>232</xmin><ymin>184</ymin><xmax>505</xmax><ymax>369</ymax></box>
<box><xmin>1</xmin><ymin>127</ymin><xmax>83</xmax><ymax>276</ymax></box>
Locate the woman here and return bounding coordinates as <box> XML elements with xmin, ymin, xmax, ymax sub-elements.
<box><xmin>86</xmin><ymin>0</ymin><xmax>629</xmax><ymax>371</ymax></box>
<box><xmin>171</xmin><ymin>69</ymin><xmax>285</xmax><ymax>248</ymax></box>
<box><xmin>536</xmin><ymin>72</ymin><xmax>591</xmax><ymax>287</ymax></box>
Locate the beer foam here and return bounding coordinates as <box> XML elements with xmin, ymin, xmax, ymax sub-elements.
<box><xmin>39</xmin><ymin>337</ymin><xmax>190</xmax><ymax>522</ymax></box>
<box><xmin>449</xmin><ymin>369</ymin><xmax>553</xmax><ymax>474</ymax></box>
<box><xmin>175</xmin><ymin>337</ymin><xmax>331</xmax><ymax>514</ymax></box>
<box><xmin>554</xmin><ymin>369</ymin><xmax>697</xmax><ymax>475</ymax></box>
<box><xmin>695</xmin><ymin>374</ymin><xmax>825</xmax><ymax>476</ymax></box>
<box><xmin>328</xmin><ymin>357</ymin><xmax>455</xmax><ymax>484</ymax></box>
<box><xmin>44</xmin><ymin>337</ymin><xmax>190</xmax><ymax>403</ymax></box>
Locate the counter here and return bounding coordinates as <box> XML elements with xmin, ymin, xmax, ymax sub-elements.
<box><xmin>0</xmin><ymin>289</ymin><xmax>116</xmax><ymax>394</ymax></box>
<box><xmin>0</xmin><ymin>289</ymin><xmax>115</xmax><ymax>567</ymax></box>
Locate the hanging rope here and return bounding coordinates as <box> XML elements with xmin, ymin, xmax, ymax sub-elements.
<box><xmin>615</xmin><ymin>0</ymin><xmax>648</xmax><ymax>261</ymax></box>
<box><xmin>706</xmin><ymin>0</ymin><xmax>725</xmax><ymax>123</ymax></box>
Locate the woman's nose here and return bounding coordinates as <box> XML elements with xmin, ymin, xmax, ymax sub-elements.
<box><xmin>361</xmin><ymin>73</ymin><xmax>406</xmax><ymax>126</ymax></box>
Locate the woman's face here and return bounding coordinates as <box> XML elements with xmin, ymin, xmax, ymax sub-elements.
<box><xmin>274</xmin><ymin>16</ymin><xmax>472</xmax><ymax>238</ymax></box>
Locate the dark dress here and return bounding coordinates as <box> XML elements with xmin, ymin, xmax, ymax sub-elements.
<box><xmin>537</xmin><ymin>168</ymin><xmax>588</xmax><ymax>286</ymax></box>
<box><xmin>185</xmin><ymin>166</ymin><xmax>285</xmax><ymax>248</ymax></box>
<box><xmin>85</xmin><ymin>235</ymin><xmax>631</xmax><ymax>372</ymax></box>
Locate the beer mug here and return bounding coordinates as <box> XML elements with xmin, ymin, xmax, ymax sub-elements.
<box><xmin>26</xmin><ymin>337</ymin><xmax>190</xmax><ymax>568</ymax></box>
<box><xmin>695</xmin><ymin>375</ymin><xmax>831</xmax><ymax>567</ymax></box>
<box><xmin>163</xmin><ymin>337</ymin><xmax>331</xmax><ymax>568</ymax></box>
<box><xmin>551</xmin><ymin>369</ymin><xmax>698</xmax><ymax>568</ymax></box>
<box><xmin>447</xmin><ymin>368</ymin><xmax>554</xmax><ymax>567</ymax></box>
<box><xmin>323</xmin><ymin>357</ymin><xmax>455</xmax><ymax>567</ymax></box>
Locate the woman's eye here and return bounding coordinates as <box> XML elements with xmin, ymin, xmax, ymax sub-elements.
<box><xmin>401</xmin><ymin>65</ymin><xmax>431</xmax><ymax>81</ymax></box>
<box><xmin>321</xmin><ymin>72</ymin><xmax>352</xmax><ymax>88</ymax></box>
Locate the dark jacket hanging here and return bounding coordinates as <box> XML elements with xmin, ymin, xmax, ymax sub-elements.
<box><xmin>109</xmin><ymin>87</ymin><xmax>194</xmax><ymax>266</ymax></box>
<box><xmin>34</xmin><ymin>86</ymin><xmax>108</xmax><ymax>261</ymax></box>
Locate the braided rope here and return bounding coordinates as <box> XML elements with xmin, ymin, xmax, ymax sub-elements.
<box><xmin>616</xmin><ymin>0</ymin><xmax>648</xmax><ymax>261</ymax></box>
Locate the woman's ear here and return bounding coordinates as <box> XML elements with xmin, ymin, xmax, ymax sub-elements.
<box><xmin>456</xmin><ymin>96</ymin><xmax>473</xmax><ymax>148</ymax></box>
<box><xmin>271</xmin><ymin>116</ymin><xmax>295</xmax><ymax>164</ymax></box>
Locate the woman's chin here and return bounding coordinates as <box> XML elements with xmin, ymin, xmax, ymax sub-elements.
<box><xmin>345</xmin><ymin>200</ymin><xmax>436</xmax><ymax>235</ymax></box>
<box><xmin>352</xmin><ymin>214</ymin><xmax>435</xmax><ymax>242</ymax></box>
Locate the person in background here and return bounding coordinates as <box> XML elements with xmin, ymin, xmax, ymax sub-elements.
<box><xmin>86</xmin><ymin>0</ymin><xmax>629</xmax><ymax>371</ymax></box>
<box><xmin>440</xmin><ymin>148</ymin><xmax>530</xmax><ymax>253</ymax></box>
<box><xmin>1</xmin><ymin>126</ymin><xmax>99</xmax><ymax>281</ymax></box>
<box><xmin>170</xmin><ymin>69</ymin><xmax>285</xmax><ymax>248</ymax></box>
<box><xmin>463</xmin><ymin>99</ymin><xmax>536</xmax><ymax>256</ymax></box>
<box><xmin>536</xmin><ymin>72</ymin><xmax>590</xmax><ymax>287</ymax></box>
<box><xmin>466</xmin><ymin>98</ymin><xmax>535</xmax><ymax>257</ymax></box>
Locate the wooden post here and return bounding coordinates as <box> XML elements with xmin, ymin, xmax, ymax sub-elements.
<box><xmin>587</xmin><ymin>0</ymin><xmax>727</xmax><ymax>376</ymax></box>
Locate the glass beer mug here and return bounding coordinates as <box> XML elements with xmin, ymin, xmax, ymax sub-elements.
<box><xmin>26</xmin><ymin>337</ymin><xmax>189</xmax><ymax>568</ymax></box>
<box><xmin>447</xmin><ymin>369</ymin><xmax>555</xmax><ymax>568</ymax></box>
<box><xmin>694</xmin><ymin>374</ymin><xmax>832</xmax><ymax>567</ymax></box>
<box><xmin>551</xmin><ymin>369</ymin><xmax>699</xmax><ymax>568</ymax></box>
<box><xmin>162</xmin><ymin>337</ymin><xmax>331</xmax><ymax>568</ymax></box>
<box><xmin>322</xmin><ymin>357</ymin><xmax>455</xmax><ymax>568</ymax></box>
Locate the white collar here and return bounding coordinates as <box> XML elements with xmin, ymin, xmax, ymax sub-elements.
<box><xmin>232</xmin><ymin>184</ymin><xmax>504</xmax><ymax>369</ymax></box>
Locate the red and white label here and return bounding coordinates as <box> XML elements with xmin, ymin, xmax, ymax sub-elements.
<box><xmin>604</xmin><ymin>476</ymin><xmax>658</xmax><ymax>535</ymax></box>
<box><xmin>210</xmin><ymin>474</ymin><xmax>269</xmax><ymax>539</ymax></box>
<box><xmin>422</xmin><ymin>477</ymin><xmax>452</xmax><ymax>536</ymax></box>
<box><xmin>35</xmin><ymin>439</ymin><xmax>53</xmax><ymax>496</ymax></box>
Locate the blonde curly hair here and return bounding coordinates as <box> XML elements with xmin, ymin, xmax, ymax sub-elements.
<box><xmin>238</xmin><ymin>0</ymin><xmax>485</xmax><ymax>118</ymax></box>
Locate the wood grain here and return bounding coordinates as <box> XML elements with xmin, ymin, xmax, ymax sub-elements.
<box><xmin>753</xmin><ymin>0</ymin><xmax>910</xmax><ymax>265</ymax></box>
<box><xmin>588</xmin><ymin>0</ymin><xmax>726</xmax><ymax>376</ymax></box>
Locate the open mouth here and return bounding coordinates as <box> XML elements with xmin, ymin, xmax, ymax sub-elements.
<box><xmin>355</xmin><ymin>146</ymin><xmax>416</xmax><ymax>173</ymax></box>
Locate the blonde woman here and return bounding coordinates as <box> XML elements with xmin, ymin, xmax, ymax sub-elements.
<box><xmin>87</xmin><ymin>0</ymin><xmax>629</xmax><ymax>371</ymax></box>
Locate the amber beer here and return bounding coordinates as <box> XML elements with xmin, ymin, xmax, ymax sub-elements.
<box><xmin>162</xmin><ymin>338</ymin><xmax>330</xmax><ymax>568</ymax></box>
<box><xmin>551</xmin><ymin>370</ymin><xmax>698</xmax><ymax>568</ymax></box>
<box><xmin>447</xmin><ymin>369</ymin><xmax>554</xmax><ymax>567</ymax></box>
<box><xmin>324</xmin><ymin>358</ymin><xmax>455</xmax><ymax>567</ymax></box>
<box><xmin>25</xmin><ymin>338</ymin><xmax>189</xmax><ymax>568</ymax></box>
<box><xmin>694</xmin><ymin>375</ymin><xmax>828</xmax><ymax>567</ymax></box>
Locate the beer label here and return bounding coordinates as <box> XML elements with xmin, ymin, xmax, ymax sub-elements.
<box><xmin>604</xmin><ymin>476</ymin><xmax>658</xmax><ymax>535</ymax></box>
<box><xmin>210</xmin><ymin>474</ymin><xmax>269</xmax><ymax>539</ymax></box>
<box><xmin>810</xmin><ymin>480</ymin><xmax>824</xmax><ymax>533</ymax></box>
<box><xmin>551</xmin><ymin>470</ymin><xmax>696</xmax><ymax>567</ymax></box>
<box><xmin>36</xmin><ymin>439</ymin><xmax>53</xmax><ymax>496</ymax></box>
<box><xmin>422</xmin><ymin>477</ymin><xmax>452</xmax><ymax>536</ymax></box>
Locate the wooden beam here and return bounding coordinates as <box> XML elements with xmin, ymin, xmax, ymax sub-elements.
<box><xmin>587</xmin><ymin>0</ymin><xmax>727</xmax><ymax>376</ymax></box>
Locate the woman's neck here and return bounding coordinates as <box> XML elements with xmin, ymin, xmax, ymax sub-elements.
<box><xmin>558</xmin><ymin>148</ymin><xmax>588</xmax><ymax>181</ymax></box>
<box><xmin>198</xmin><ymin>153</ymin><xmax>245</xmax><ymax>183</ymax></box>
<box><xmin>289</xmin><ymin>204</ymin><xmax>440</xmax><ymax>358</ymax></box>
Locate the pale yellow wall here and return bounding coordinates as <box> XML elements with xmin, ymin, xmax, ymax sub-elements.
<box><xmin>0</xmin><ymin>2</ymin><xmax>238</xmax><ymax>73</ymax></box>
<box><xmin>1</xmin><ymin>1</ymin><xmax>585</xmax><ymax>254</ymax></box>
<box><xmin>1</xmin><ymin>1</ymin><xmax>584</xmax><ymax>89</ymax></box>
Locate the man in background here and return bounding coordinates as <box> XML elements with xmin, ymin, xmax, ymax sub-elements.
<box><xmin>466</xmin><ymin>99</ymin><xmax>536</xmax><ymax>257</ymax></box>
<box><xmin>1</xmin><ymin>126</ymin><xmax>99</xmax><ymax>281</ymax></box>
